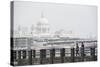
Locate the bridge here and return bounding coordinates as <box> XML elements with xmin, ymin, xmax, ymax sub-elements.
<box><xmin>11</xmin><ymin>40</ymin><xmax>97</xmax><ymax>66</ymax></box>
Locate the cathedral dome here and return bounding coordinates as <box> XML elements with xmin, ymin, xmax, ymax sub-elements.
<box><xmin>37</xmin><ymin>11</ymin><xmax>49</xmax><ymax>25</ymax></box>
<box><xmin>38</xmin><ymin>17</ymin><xmax>48</xmax><ymax>25</ymax></box>
<box><xmin>36</xmin><ymin>11</ymin><xmax>49</xmax><ymax>35</ymax></box>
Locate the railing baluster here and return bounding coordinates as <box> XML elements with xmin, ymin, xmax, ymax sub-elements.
<box><xmin>81</xmin><ymin>42</ymin><xmax>85</xmax><ymax>61</ymax></box>
<box><xmin>40</xmin><ymin>49</ymin><xmax>46</xmax><ymax>64</ymax></box>
<box><xmin>50</xmin><ymin>49</ymin><xmax>55</xmax><ymax>64</ymax></box>
<box><xmin>90</xmin><ymin>47</ymin><xmax>95</xmax><ymax>61</ymax></box>
<box><xmin>32</xmin><ymin>50</ymin><xmax>35</xmax><ymax>64</ymax></box>
<box><xmin>28</xmin><ymin>50</ymin><xmax>32</xmax><ymax>65</ymax></box>
<box><xmin>60</xmin><ymin>48</ymin><xmax>65</xmax><ymax>63</ymax></box>
<box><xmin>71</xmin><ymin>48</ymin><xmax>75</xmax><ymax>62</ymax></box>
<box><xmin>18</xmin><ymin>50</ymin><xmax>21</xmax><ymax>65</ymax></box>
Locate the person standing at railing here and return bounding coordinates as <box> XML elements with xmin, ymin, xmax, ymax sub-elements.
<box><xmin>76</xmin><ymin>43</ymin><xmax>79</xmax><ymax>56</ymax></box>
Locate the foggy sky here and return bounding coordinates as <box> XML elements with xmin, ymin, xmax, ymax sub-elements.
<box><xmin>13</xmin><ymin>1</ymin><xmax>97</xmax><ymax>38</ymax></box>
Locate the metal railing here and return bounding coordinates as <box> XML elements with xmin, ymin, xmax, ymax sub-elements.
<box><xmin>11</xmin><ymin>41</ymin><xmax>97</xmax><ymax>66</ymax></box>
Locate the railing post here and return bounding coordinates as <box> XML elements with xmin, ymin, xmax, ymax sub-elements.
<box><xmin>40</xmin><ymin>49</ymin><xmax>46</xmax><ymax>64</ymax></box>
<box><xmin>23</xmin><ymin>50</ymin><xmax>26</xmax><ymax>59</ymax></box>
<box><xmin>13</xmin><ymin>50</ymin><xmax>17</xmax><ymax>61</ymax></box>
<box><xmin>60</xmin><ymin>48</ymin><xmax>65</xmax><ymax>63</ymax></box>
<box><xmin>81</xmin><ymin>42</ymin><xmax>85</xmax><ymax>61</ymax></box>
<box><xmin>32</xmin><ymin>50</ymin><xmax>35</xmax><ymax>64</ymax></box>
<box><xmin>18</xmin><ymin>50</ymin><xmax>21</xmax><ymax>65</ymax></box>
<box><xmin>28</xmin><ymin>50</ymin><xmax>32</xmax><ymax>65</ymax></box>
<box><xmin>50</xmin><ymin>48</ymin><xmax>55</xmax><ymax>64</ymax></box>
<box><xmin>71</xmin><ymin>48</ymin><xmax>75</xmax><ymax>62</ymax></box>
<box><xmin>90</xmin><ymin>47</ymin><xmax>95</xmax><ymax>61</ymax></box>
<box><xmin>11</xmin><ymin>50</ymin><xmax>17</xmax><ymax>65</ymax></box>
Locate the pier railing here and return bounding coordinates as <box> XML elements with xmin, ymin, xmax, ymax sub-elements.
<box><xmin>11</xmin><ymin>41</ymin><xmax>97</xmax><ymax>66</ymax></box>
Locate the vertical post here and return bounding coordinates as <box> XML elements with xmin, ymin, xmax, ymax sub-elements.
<box><xmin>18</xmin><ymin>50</ymin><xmax>21</xmax><ymax>65</ymax></box>
<box><xmin>28</xmin><ymin>50</ymin><xmax>32</xmax><ymax>65</ymax></box>
<box><xmin>40</xmin><ymin>49</ymin><xmax>46</xmax><ymax>64</ymax></box>
<box><xmin>90</xmin><ymin>47</ymin><xmax>95</xmax><ymax>61</ymax></box>
<box><xmin>50</xmin><ymin>48</ymin><xmax>55</xmax><ymax>64</ymax></box>
<box><xmin>71</xmin><ymin>48</ymin><xmax>75</xmax><ymax>62</ymax></box>
<box><xmin>26</xmin><ymin>50</ymin><xmax>28</xmax><ymax>59</ymax></box>
<box><xmin>33</xmin><ymin>50</ymin><xmax>35</xmax><ymax>58</ymax></box>
<box><xmin>27</xmin><ymin>38</ymin><xmax>32</xmax><ymax>65</ymax></box>
<box><xmin>16</xmin><ymin>50</ymin><xmax>18</xmax><ymax>60</ymax></box>
<box><xmin>60</xmin><ymin>48</ymin><xmax>65</xmax><ymax>63</ymax></box>
<box><xmin>23</xmin><ymin>50</ymin><xmax>26</xmax><ymax>59</ymax></box>
<box><xmin>18</xmin><ymin>50</ymin><xmax>21</xmax><ymax>59</ymax></box>
<box><xmin>32</xmin><ymin>50</ymin><xmax>35</xmax><ymax>64</ymax></box>
<box><xmin>11</xmin><ymin>50</ymin><xmax>17</xmax><ymax>65</ymax></box>
<box><xmin>40</xmin><ymin>49</ymin><xmax>43</xmax><ymax>64</ymax></box>
<box><xmin>81</xmin><ymin>42</ymin><xmax>85</xmax><ymax>61</ymax></box>
<box><xmin>13</xmin><ymin>50</ymin><xmax>17</xmax><ymax>61</ymax></box>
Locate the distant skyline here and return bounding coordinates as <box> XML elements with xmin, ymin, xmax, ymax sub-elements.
<box><xmin>13</xmin><ymin>1</ymin><xmax>97</xmax><ymax>38</ymax></box>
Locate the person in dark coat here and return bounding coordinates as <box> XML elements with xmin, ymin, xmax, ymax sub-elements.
<box><xmin>76</xmin><ymin>43</ymin><xmax>79</xmax><ymax>56</ymax></box>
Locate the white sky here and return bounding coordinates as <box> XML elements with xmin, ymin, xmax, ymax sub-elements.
<box><xmin>13</xmin><ymin>1</ymin><xmax>97</xmax><ymax>38</ymax></box>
